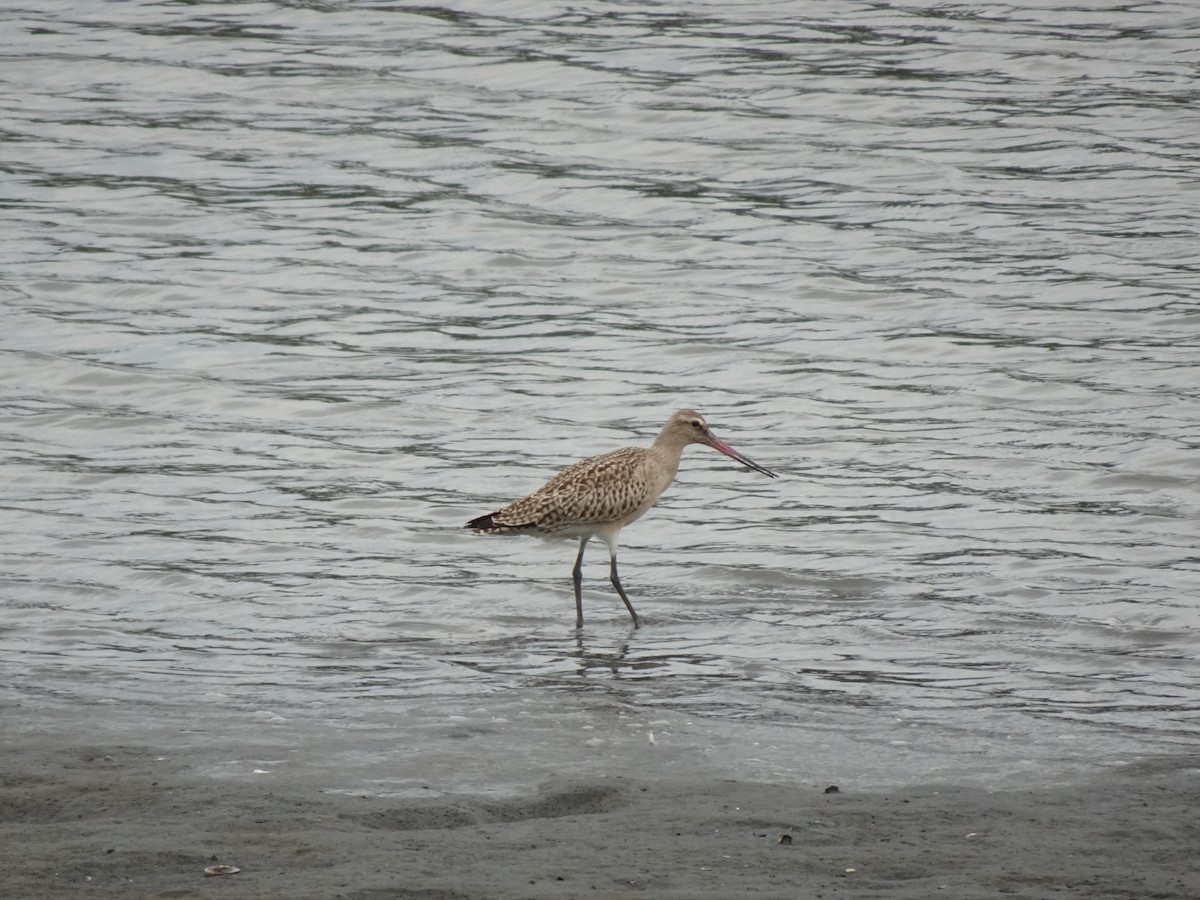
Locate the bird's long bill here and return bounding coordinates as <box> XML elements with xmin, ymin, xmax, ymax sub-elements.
<box><xmin>705</xmin><ymin>432</ymin><xmax>779</xmax><ymax>478</ymax></box>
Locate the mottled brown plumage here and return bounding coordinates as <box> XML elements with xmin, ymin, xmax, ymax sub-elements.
<box><xmin>469</xmin><ymin>448</ymin><xmax>651</xmax><ymax>534</ymax></box>
<box><xmin>465</xmin><ymin>409</ymin><xmax>778</xmax><ymax>628</ymax></box>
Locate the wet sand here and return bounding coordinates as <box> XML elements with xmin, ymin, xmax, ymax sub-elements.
<box><xmin>2</xmin><ymin>722</ymin><xmax>1197</xmax><ymax>900</ymax></box>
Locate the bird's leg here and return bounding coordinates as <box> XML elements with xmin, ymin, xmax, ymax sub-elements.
<box><xmin>609</xmin><ymin>553</ymin><xmax>640</xmax><ymax>628</ymax></box>
<box><xmin>572</xmin><ymin>537</ymin><xmax>587</xmax><ymax>629</ymax></box>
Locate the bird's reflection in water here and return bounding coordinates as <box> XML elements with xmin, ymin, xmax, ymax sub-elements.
<box><xmin>440</xmin><ymin>628</ymin><xmax>725</xmax><ymax>690</ymax></box>
<box><xmin>567</xmin><ymin>631</ymin><xmax>634</xmax><ymax>679</ymax></box>
<box><xmin>561</xmin><ymin>631</ymin><xmax>724</xmax><ymax>685</ymax></box>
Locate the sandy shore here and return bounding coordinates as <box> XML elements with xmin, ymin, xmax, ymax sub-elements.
<box><xmin>2</xmin><ymin>725</ymin><xmax>1197</xmax><ymax>900</ymax></box>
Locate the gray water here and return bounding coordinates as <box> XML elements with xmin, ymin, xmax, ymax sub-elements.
<box><xmin>3</xmin><ymin>1</ymin><xmax>1198</xmax><ymax>792</ymax></box>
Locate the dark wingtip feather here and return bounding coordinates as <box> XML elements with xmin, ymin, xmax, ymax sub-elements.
<box><xmin>465</xmin><ymin>512</ymin><xmax>539</xmax><ymax>533</ymax></box>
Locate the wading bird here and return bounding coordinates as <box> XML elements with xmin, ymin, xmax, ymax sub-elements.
<box><xmin>465</xmin><ymin>409</ymin><xmax>778</xmax><ymax>627</ymax></box>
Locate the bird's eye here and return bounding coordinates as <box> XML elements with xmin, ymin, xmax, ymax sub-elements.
<box><xmin>690</xmin><ymin>419</ymin><xmax>703</xmax><ymax>429</ymax></box>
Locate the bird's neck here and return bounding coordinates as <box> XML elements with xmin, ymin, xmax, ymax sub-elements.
<box><xmin>648</xmin><ymin>427</ymin><xmax>690</xmax><ymax>482</ymax></box>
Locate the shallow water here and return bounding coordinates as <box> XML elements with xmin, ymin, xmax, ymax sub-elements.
<box><xmin>2</xmin><ymin>0</ymin><xmax>1198</xmax><ymax>790</ymax></box>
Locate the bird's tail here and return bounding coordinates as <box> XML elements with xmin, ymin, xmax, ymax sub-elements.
<box><xmin>464</xmin><ymin>512</ymin><xmax>536</xmax><ymax>533</ymax></box>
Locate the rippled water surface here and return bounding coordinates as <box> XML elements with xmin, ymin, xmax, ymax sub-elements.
<box><xmin>3</xmin><ymin>1</ymin><xmax>1198</xmax><ymax>789</ymax></box>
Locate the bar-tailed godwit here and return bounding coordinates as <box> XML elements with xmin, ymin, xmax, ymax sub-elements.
<box><xmin>465</xmin><ymin>409</ymin><xmax>778</xmax><ymax>627</ymax></box>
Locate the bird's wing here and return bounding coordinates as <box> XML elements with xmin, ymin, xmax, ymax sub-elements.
<box><xmin>493</xmin><ymin>447</ymin><xmax>650</xmax><ymax>529</ymax></box>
